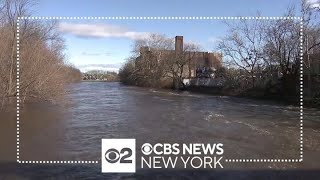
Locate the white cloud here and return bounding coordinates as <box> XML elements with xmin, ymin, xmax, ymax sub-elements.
<box><xmin>307</xmin><ymin>0</ymin><xmax>320</xmax><ymax>9</ymax></box>
<box><xmin>81</xmin><ymin>52</ymin><xmax>111</xmax><ymax>56</ymax></box>
<box><xmin>77</xmin><ymin>63</ymin><xmax>122</xmax><ymax>72</ymax></box>
<box><xmin>208</xmin><ymin>37</ymin><xmax>222</xmax><ymax>44</ymax></box>
<box><xmin>80</xmin><ymin>66</ymin><xmax>119</xmax><ymax>73</ymax></box>
<box><xmin>185</xmin><ymin>40</ymin><xmax>200</xmax><ymax>46</ymax></box>
<box><xmin>58</xmin><ymin>22</ymin><xmax>150</xmax><ymax>40</ymax></box>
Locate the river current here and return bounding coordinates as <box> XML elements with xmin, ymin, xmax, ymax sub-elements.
<box><xmin>0</xmin><ymin>82</ymin><xmax>319</xmax><ymax>179</ymax></box>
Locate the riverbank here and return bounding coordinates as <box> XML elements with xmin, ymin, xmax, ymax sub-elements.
<box><xmin>81</xmin><ymin>80</ymin><xmax>120</xmax><ymax>82</ymax></box>
<box><xmin>124</xmin><ymin>81</ymin><xmax>318</xmax><ymax>108</ymax></box>
<box><xmin>185</xmin><ymin>85</ymin><xmax>320</xmax><ymax>108</ymax></box>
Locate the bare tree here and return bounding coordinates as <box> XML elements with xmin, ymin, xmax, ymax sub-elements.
<box><xmin>264</xmin><ymin>18</ymin><xmax>300</xmax><ymax>77</ymax></box>
<box><xmin>218</xmin><ymin>18</ymin><xmax>265</xmax><ymax>88</ymax></box>
<box><xmin>163</xmin><ymin>42</ymin><xmax>200</xmax><ymax>89</ymax></box>
<box><xmin>120</xmin><ymin>34</ymin><xmax>203</xmax><ymax>89</ymax></box>
<box><xmin>301</xmin><ymin>0</ymin><xmax>320</xmax><ymax>98</ymax></box>
<box><xmin>0</xmin><ymin>0</ymin><xmax>36</xmax><ymax>98</ymax></box>
<box><xmin>130</xmin><ymin>33</ymin><xmax>174</xmax><ymax>87</ymax></box>
<box><xmin>0</xmin><ymin>0</ymin><xmax>81</xmax><ymax>108</ymax></box>
<box><xmin>217</xmin><ymin>5</ymin><xmax>319</xmax><ymax>98</ymax></box>
<box><xmin>119</xmin><ymin>56</ymin><xmax>137</xmax><ymax>85</ymax></box>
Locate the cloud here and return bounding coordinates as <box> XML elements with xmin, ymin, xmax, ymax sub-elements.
<box><xmin>185</xmin><ymin>40</ymin><xmax>200</xmax><ymax>46</ymax></box>
<box><xmin>58</xmin><ymin>22</ymin><xmax>150</xmax><ymax>40</ymax></box>
<box><xmin>307</xmin><ymin>0</ymin><xmax>320</xmax><ymax>9</ymax></box>
<box><xmin>77</xmin><ymin>63</ymin><xmax>122</xmax><ymax>69</ymax></box>
<box><xmin>81</xmin><ymin>52</ymin><xmax>112</xmax><ymax>56</ymax></box>
<box><xmin>77</xmin><ymin>63</ymin><xmax>122</xmax><ymax>72</ymax></box>
<box><xmin>208</xmin><ymin>37</ymin><xmax>222</xmax><ymax>44</ymax></box>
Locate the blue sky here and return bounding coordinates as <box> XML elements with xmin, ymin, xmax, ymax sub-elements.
<box><xmin>32</xmin><ymin>0</ymin><xmax>309</xmax><ymax>72</ymax></box>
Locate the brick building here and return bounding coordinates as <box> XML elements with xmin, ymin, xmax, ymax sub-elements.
<box><xmin>137</xmin><ymin>36</ymin><xmax>223</xmax><ymax>78</ymax></box>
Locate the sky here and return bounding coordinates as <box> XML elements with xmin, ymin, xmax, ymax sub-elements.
<box><xmin>31</xmin><ymin>0</ymin><xmax>318</xmax><ymax>72</ymax></box>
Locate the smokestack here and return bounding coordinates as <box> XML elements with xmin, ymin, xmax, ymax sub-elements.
<box><xmin>175</xmin><ymin>36</ymin><xmax>183</xmax><ymax>53</ymax></box>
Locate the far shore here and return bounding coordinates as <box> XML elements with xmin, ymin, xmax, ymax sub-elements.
<box><xmin>78</xmin><ymin>81</ymin><xmax>319</xmax><ymax>108</ymax></box>
<box><xmin>81</xmin><ymin>80</ymin><xmax>120</xmax><ymax>82</ymax></box>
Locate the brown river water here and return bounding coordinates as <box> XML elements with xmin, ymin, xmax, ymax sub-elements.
<box><xmin>0</xmin><ymin>82</ymin><xmax>320</xmax><ymax>179</ymax></box>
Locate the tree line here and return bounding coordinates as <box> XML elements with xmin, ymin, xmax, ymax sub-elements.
<box><xmin>0</xmin><ymin>0</ymin><xmax>82</xmax><ymax>109</ymax></box>
<box><xmin>217</xmin><ymin>3</ymin><xmax>320</xmax><ymax>103</ymax></box>
<box><xmin>119</xmin><ymin>2</ymin><xmax>320</xmax><ymax>105</ymax></box>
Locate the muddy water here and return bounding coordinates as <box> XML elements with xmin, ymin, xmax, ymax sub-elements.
<box><xmin>0</xmin><ymin>82</ymin><xmax>320</xmax><ymax>179</ymax></box>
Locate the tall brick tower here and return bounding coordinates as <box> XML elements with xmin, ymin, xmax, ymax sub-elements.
<box><xmin>175</xmin><ymin>36</ymin><xmax>183</xmax><ymax>54</ymax></box>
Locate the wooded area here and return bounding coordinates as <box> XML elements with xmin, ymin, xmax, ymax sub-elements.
<box><xmin>119</xmin><ymin>1</ymin><xmax>320</xmax><ymax>106</ymax></box>
<box><xmin>0</xmin><ymin>0</ymin><xmax>82</xmax><ymax>109</ymax></box>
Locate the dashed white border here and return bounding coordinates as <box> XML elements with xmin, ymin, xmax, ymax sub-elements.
<box><xmin>16</xmin><ymin>18</ymin><xmax>20</xmax><ymax>162</ymax></box>
<box><xmin>19</xmin><ymin>160</ymin><xmax>99</xmax><ymax>164</ymax></box>
<box><xmin>226</xmin><ymin>18</ymin><xmax>304</xmax><ymax>163</ymax></box>
<box><xmin>16</xmin><ymin>16</ymin><xmax>303</xmax><ymax>164</ymax></box>
<box><xmin>16</xmin><ymin>18</ymin><xmax>98</xmax><ymax>164</ymax></box>
<box><xmin>299</xmin><ymin>19</ymin><xmax>304</xmax><ymax>162</ymax></box>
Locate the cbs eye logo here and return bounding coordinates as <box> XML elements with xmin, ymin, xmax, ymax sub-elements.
<box><xmin>105</xmin><ymin>148</ymin><xmax>132</xmax><ymax>163</ymax></box>
<box><xmin>141</xmin><ymin>143</ymin><xmax>153</xmax><ymax>155</ymax></box>
<box><xmin>101</xmin><ymin>139</ymin><xmax>136</xmax><ymax>173</ymax></box>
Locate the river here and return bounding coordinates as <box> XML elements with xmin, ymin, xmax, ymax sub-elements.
<box><xmin>0</xmin><ymin>82</ymin><xmax>320</xmax><ymax>179</ymax></box>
